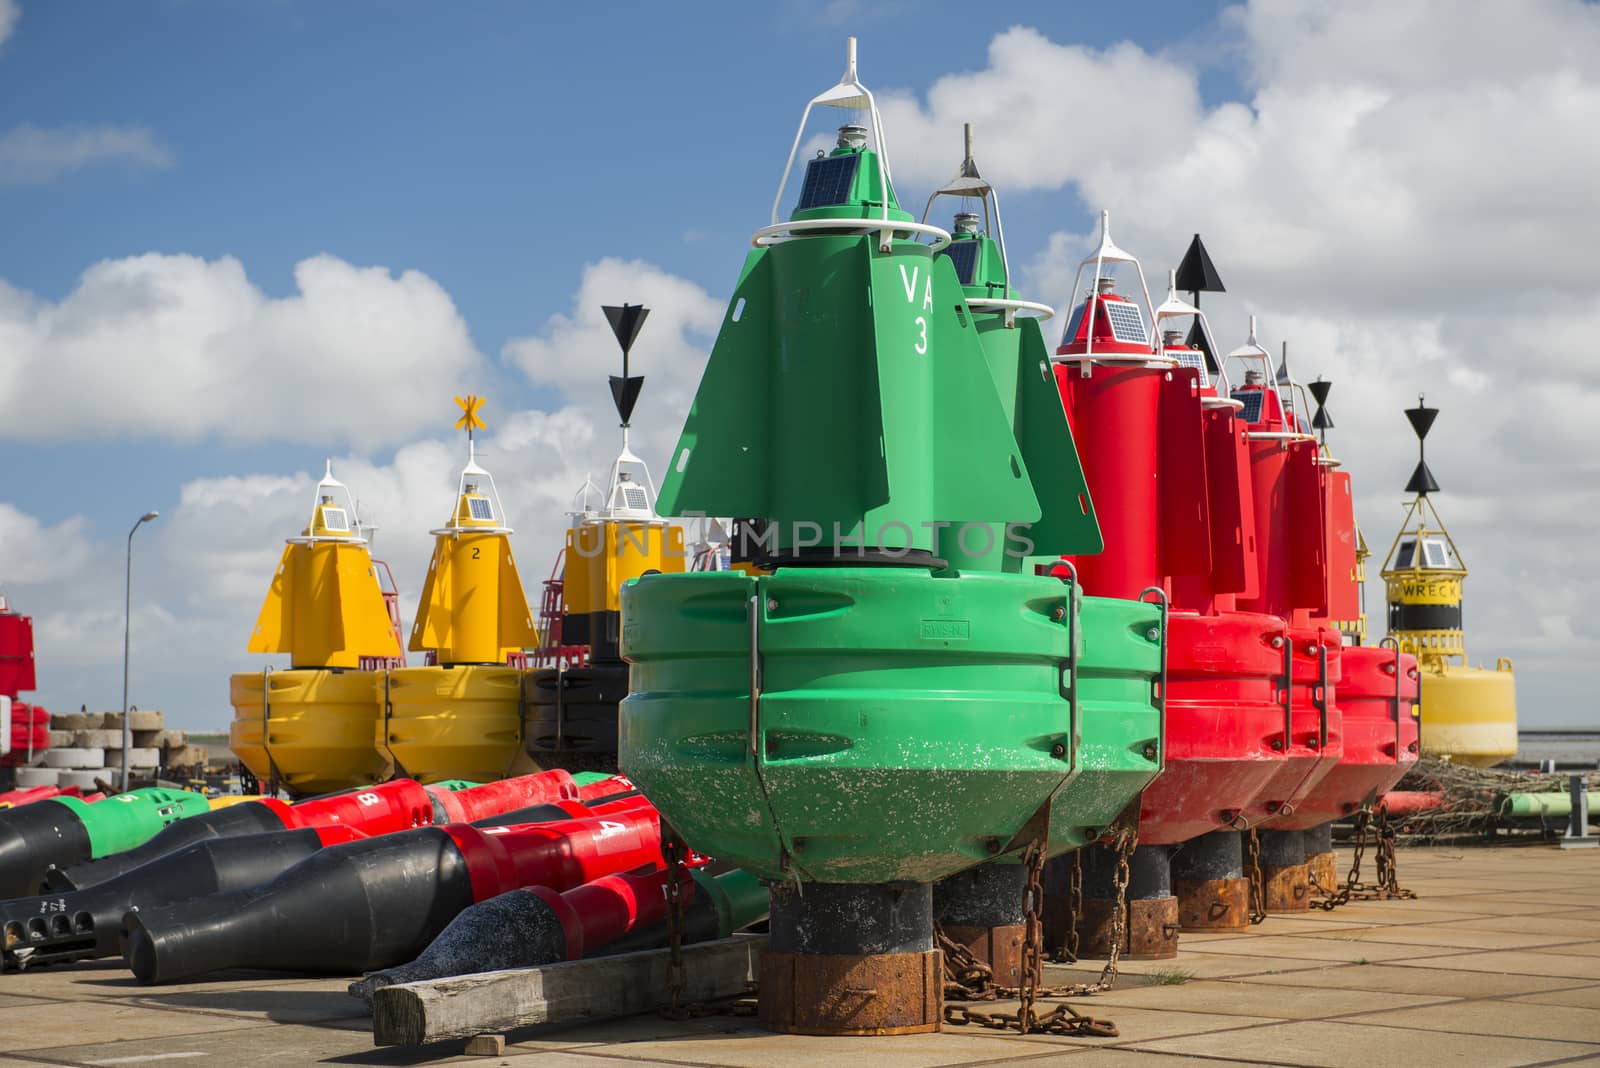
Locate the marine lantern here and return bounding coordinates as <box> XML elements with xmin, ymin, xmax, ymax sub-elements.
<box><xmin>1382</xmin><ymin>399</ymin><xmax>1516</xmax><ymax>766</ymax></box>
<box><xmin>1267</xmin><ymin>376</ymin><xmax>1421</xmax><ymax>895</ymax></box>
<box><xmin>525</xmin><ymin>306</ymin><xmax>685</xmax><ymax>769</ymax></box>
<box><xmin>1045</xmin><ymin>234</ymin><xmax>1291</xmax><ymax>954</ymax></box>
<box><xmin>920</xmin><ymin>127</ymin><xmax>1160</xmax><ymax>980</ymax></box>
<box><xmin>383</xmin><ymin>397</ymin><xmax>539</xmax><ymax>784</ymax></box>
<box><xmin>228</xmin><ymin>464</ymin><xmax>401</xmax><ymax>795</ymax></box>
<box><xmin>620</xmin><ymin>40</ymin><xmax>1161</xmax><ymax>1035</ymax></box>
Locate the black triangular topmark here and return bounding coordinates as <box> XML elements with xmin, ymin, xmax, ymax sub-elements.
<box><xmin>603</xmin><ymin>304</ymin><xmax>650</xmax><ymax>357</ymax></box>
<box><xmin>1405</xmin><ymin>460</ymin><xmax>1440</xmax><ymax>496</ymax></box>
<box><xmin>1175</xmin><ymin>234</ymin><xmax>1225</xmax><ymax>295</ymax></box>
<box><xmin>1405</xmin><ymin>402</ymin><xmax>1438</xmax><ymax>441</ymax></box>
<box><xmin>610</xmin><ymin>375</ymin><xmax>645</xmax><ymax>426</ymax></box>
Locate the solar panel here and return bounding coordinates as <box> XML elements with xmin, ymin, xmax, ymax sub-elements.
<box><xmin>1171</xmin><ymin>348</ymin><xmax>1210</xmax><ymax>387</ymax></box>
<box><xmin>467</xmin><ymin>497</ymin><xmax>494</xmax><ymax>521</ymax></box>
<box><xmin>1232</xmin><ymin>390</ymin><xmax>1265</xmax><ymax>423</ymax></box>
<box><xmin>1102</xmin><ymin>300</ymin><xmax>1149</xmax><ymax>345</ymax></box>
<box><xmin>1059</xmin><ymin>302</ymin><xmax>1086</xmax><ymax>348</ymax></box>
<box><xmin>320</xmin><ymin>507</ymin><xmax>348</xmax><ymax>532</ymax></box>
<box><xmin>940</xmin><ymin>241</ymin><xmax>981</xmax><ymax>285</ymax></box>
<box><xmin>622</xmin><ymin>486</ymin><xmax>649</xmax><ymax>510</ymax></box>
<box><xmin>796</xmin><ymin>154</ymin><xmax>860</xmax><ymax>211</ymax></box>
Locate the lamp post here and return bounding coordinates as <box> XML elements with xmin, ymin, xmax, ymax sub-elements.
<box><xmin>122</xmin><ymin>510</ymin><xmax>160</xmax><ymax>791</ymax></box>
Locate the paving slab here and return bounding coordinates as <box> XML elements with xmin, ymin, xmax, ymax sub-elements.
<box><xmin>1341</xmin><ymin>999</ymin><xmax>1600</xmax><ymax>1043</ymax></box>
<box><xmin>11</xmin><ymin>1021</ymin><xmax>395</xmax><ymax>1068</ymax></box>
<box><xmin>0</xmin><ymin>1000</ymin><xmax>270</xmax><ymax>1053</ymax></box>
<box><xmin>1384</xmin><ymin>948</ymin><xmax>1600</xmax><ymax>981</ymax></box>
<box><xmin>1121</xmin><ymin>1018</ymin><xmax>1600</xmax><ymax>1067</ymax></box>
<box><xmin>1242</xmin><ymin>962</ymin><xmax>1588</xmax><ymax>998</ymax></box>
<box><xmin>1503</xmin><ymin>984</ymin><xmax>1600</xmax><ymax>1010</ymax></box>
<box><xmin>1291</xmin><ymin>922</ymin><xmax>1575</xmax><ymax>950</ymax></box>
<box><xmin>528</xmin><ymin>1026</ymin><xmax>1070</xmax><ymax>1067</ymax></box>
<box><xmin>1179</xmin><ymin>934</ymin><xmax>1428</xmax><ymax>964</ymax></box>
<box><xmin>1087</xmin><ymin>978</ymin><xmax>1457</xmax><ymax>1020</ymax></box>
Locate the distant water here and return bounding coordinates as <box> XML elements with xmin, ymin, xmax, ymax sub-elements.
<box><xmin>1513</xmin><ymin>731</ymin><xmax>1600</xmax><ymax>770</ymax></box>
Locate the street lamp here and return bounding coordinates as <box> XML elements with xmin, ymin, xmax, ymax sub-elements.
<box><xmin>121</xmin><ymin>510</ymin><xmax>160</xmax><ymax>791</ymax></box>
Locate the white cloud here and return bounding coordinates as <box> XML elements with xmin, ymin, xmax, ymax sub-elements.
<box><xmin>11</xmin><ymin>257</ymin><xmax>721</xmax><ymax>729</ymax></box>
<box><xmin>0</xmin><ymin>252</ymin><xmax>488</xmax><ymax>449</ymax></box>
<box><xmin>0</xmin><ymin>0</ymin><xmax>17</xmax><ymax>49</ymax></box>
<box><xmin>0</xmin><ymin>123</ymin><xmax>173</xmax><ymax>185</ymax></box>
<box><xmin>873</xmin><ymin>3</ymin><xmax>1600</xmax><ymax>723</ymax></box>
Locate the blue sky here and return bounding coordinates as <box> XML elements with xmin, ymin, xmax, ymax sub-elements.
<box><xmin>2</xmin><ymin>0</ymin><xmax>1595</xmax><ymax>729</ymax></box>
<box><xmin>3</xmin><ymin>1</ymin><xmax>1241</xmax><ymax>526</ymax></box>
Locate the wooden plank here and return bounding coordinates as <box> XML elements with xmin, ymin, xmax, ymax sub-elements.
<box><xmin>371</xmin><ymin>935</ymin><xmax>765</xmax><ymax>1047</ymax></box>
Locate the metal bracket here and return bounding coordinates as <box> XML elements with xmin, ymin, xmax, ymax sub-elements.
<box><xmin>1279</xmin><ymin>626</ymin><xmax>1294</xmax><ymax>751</ymax></box>
<box><xmin>1054</xmin><ymin>561</ymin><xmax>1081</xmax><ymax>774</ymax></box>
<box><xmin>747</xmin><ymin>593</ymin><xmax>763</xmax><ymax>758</ymax></box>
<box><xmin>1380</xmin><ymin>636</ymin><xmax>1402</xmax><ymax>761</ymax></box>
<box><xmin>1137</xmin><ymin>586</ymin><xmax>1169</xmax><ymax>773</ymax></box>
<box><xmin>1314</xmin><ymin>639</ymin><xmax>1329</xmax><ymax>750</ymax></box>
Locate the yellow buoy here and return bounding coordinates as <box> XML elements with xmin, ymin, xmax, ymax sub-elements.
<box><xmin>229</xmin><ymin>463</ymin><xmax>402</xmax><ymax>794</ymax></box>
<box><xmin>383</xmin><ymin>396</ymin><xmax>540</xmax><ymax>783</ymax></box>
<box><xmin>1381</xmin><ymin>397</ymin><xmax>1517</xmax><ymax>766</ymax></box>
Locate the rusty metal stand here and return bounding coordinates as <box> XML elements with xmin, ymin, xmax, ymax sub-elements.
<box><xmin>760</xmin><ymin>881</ymin><xmax>940</xmax><ymax>1035</ymax></box>
<box><xmin>1074</xmin><ymin>844</ymin><xmax>1178</xmax><ymax>959</ymax></box>
<box><xmin>1302</xmin><ymin>822</ymin><xmax>1338</xmax><ymax>892</ymax></box>
<box><xmin>934</xmin><ymin>863</ymin><xmax>1026</xmax><ymax>987</ymax></box>
<box><xmin>1258</xmin><ymin>828</ymin><xmax>1310</xmax><ymax>913</ymax></box>
<box><xmin>1173</xmin><ymin>829</ymin><xmax>1251</xmax><ymax>930</ymax></box>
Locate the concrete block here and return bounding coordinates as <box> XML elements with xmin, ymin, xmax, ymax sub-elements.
<box><xmin>57</xmin><ymin>769</ymin><xmax>114</xmax><ymax>791</ymax></box>
<box><xmin>126</xmin><ymin>710</ymin><xmax>163</xmax><ymax>731</ymax></box>
<box><xmin>133</xmin><ymin>730</ymin><xmax>162</xmax><ymax>748</ymax></box>
<box><xmin>126</xmin><ymin>747</ymin><xmax>161</xmax><ymax>768</ymax></box>
<box><xmin>13</xmin><ymin>766</ymin><xmax>59</xmax><ymax>788</ymax></box>
<box><xmin>44</xmin><ymin>748</ymin><xmax>104</xmax><ymax>769</ymax></box>
<box><xmin>464</xmin><ymin>1035</ymin><xmax>504</xmax><ymax>1056</ymax></box>
<box><xmin>71</xmin><ymin>730</ymin><xmax>122</xmax><ymax>749</ymax></box>
<box><xmin>163</xmin><ymin>745</ymin><xmax>209</xmax><ymax>768</ymax></box>
<box><xmin>158</xmin><ymin>729</ymin><xmax>187</xmax><ymax>749</ymax></box>
<box><xmin>47</xmin><ymin>730</ymin><xmax>73</xmax><ymax>747</ymax></box>
<box><xmin>49</xmin><ymin>712</ymin><xmax>86</xmax><ymax>731</ymax></box>
<box><xmin>83</xmin><ymin>712</ymin><xmax>110</xmax><ymax>729</ymax></box>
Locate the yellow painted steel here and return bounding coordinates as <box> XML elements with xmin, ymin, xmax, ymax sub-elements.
<box><xmin>381</xmin><ymin>664</ymin><xmax>523</xmax><ymax>784</ymax></box>
<box><xmin>564</xmin><ymin>521</ymin><xmax>685</xmax><ymax>614</ymax></box>
<box><xmin>1417</xmin><ymin>661</ymin><xmax>1519</xmax><ymax>768</ymax></box>
<box><xmin>229</xmin><ymin>668</ymin><xmax>393</xmax><ymax>793</ymax></box>
<box><xmin>229</xmin><ymin>475</ymin><xmax>400</xmax><ymax>794</ymax></box>
<box><xmin>387</xmin><ymin>427</ymin><xmax>540</xmax><ymax>784</ymax></box>
<box><xmin>247</xmin><ymin>499</ymin><xmax>400</xmax><ymax>669</ymax></box>
<box><xmin>1382</xmin><ymin>492</ymin><xmax>1517</xmax><ymax>767</ymax></box>
<box><xmin>206</xmin><ymin>794</ymin><xmax>264</xmax><ymax>810</ymax></box>
<box><xmin>409</xmin><ymin>491</ymin><xmax>539</xmax><ymax>664</ymax></box>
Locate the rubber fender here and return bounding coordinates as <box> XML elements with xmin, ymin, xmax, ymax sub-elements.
<box><xmin>0</xmin><ymin>799</ymin><xmax>92</xmax><ymax>898</ymax></box>
<box><xmin>4</xmin><ymin>826</ymin><xmax>339</xmax><ymax>970</ymax></box>
<box><xmin>120</xmin><ymin>826</ymin><xmax>477</xmax><ymax>984</ymax></box>
<box><xmin>43</xmin><ymin>801</ymin><xmax>293</xmax><ymax>892</ymax></box>
<box><xmin>350</xmin><ymin>864</ymin><xmax>683</xmax><ymax>1004</ymax></box>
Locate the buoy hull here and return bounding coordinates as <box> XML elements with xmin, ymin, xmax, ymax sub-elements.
<box><xmin>229</xmin><ymin>668</ymin><xmax>390</xmax><ymax>795</ymax></box>
<box><xmin>1420</xmin><ymin>662</ymin><xmax>1518</xmax><ymax>767</ymax></box>
<box><xmin>382</xmin><ymin>665</ymin><xmax>522</xmax><ymax>784</ymax></box>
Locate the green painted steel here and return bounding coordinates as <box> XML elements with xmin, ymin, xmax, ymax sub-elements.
<box><xmin>656</xmin><ymin>231</ymin><xmax>1039</xmax><ymax>556</ymax></box>
<box><xmin>627</xmin><ymin>107</ymin><xmax>1162</xmax><ymax>895</ymax></box>
<box><xmin>1496</xmin><ymin>791</ymin><xmax>1599</xmax><ymax>818</ymax></box>
<box><xmin>689</xmin><ymin>867</ymin><xmax>769</xmax><ymax>938</ymax></box>
<box><xmin>622</xmin><ymin>568</ymin><xmax>1158</xmax><ymax>882</ymax></box>
<box><xmin>939</xmin><ymin>230</ymin><xmax>1102</xmax><ymax>572</ymax></box>
<box><xmin>52</xmin><ymin>788</ymin><xmax>210</xmax><ymax>858</ymax></box>
<box><xmin>570</xmin><ymin>772</ymin><xmax>614</xmax><ymax>787</ymax></box>
<box><xmin>428</xmin><ymin>779</ymin><xmax>481</xmax><ymax>793</ymax></box>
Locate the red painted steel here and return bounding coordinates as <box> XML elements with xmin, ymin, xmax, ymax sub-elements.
<box><xmin>528</xmin><ymin>863</ymin><xmax>684</xmax><ymax>960</ymax></box>
<box><xmin>424</xmin><ymin>768</ymin><xmax>581</xmax><ymax>824</ymax></box>
<box><xmin>442</xmin><ymin>804</ymin><xmax>662</xmax><ymax>902</ymax></box>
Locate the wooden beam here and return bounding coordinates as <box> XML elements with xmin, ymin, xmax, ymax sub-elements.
<box><xmin>371</xmin><ymin>934</ymin><xmax>765</xmax><ymax>1047</ymax></box>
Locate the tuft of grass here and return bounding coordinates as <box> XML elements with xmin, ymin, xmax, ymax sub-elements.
<box><xmin>1353</xmin><ymin>957</ymin><xmax>1371</xmax><ymax>965</ymax></box>
<box><xmin>1145</xmin><ymin>967</ymin><xmax>1196</xmax><ymax>986</ymax></box>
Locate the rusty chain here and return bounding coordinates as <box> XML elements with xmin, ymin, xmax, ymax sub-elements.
<box><xmin>943</xmin><ymin>834</ymin><xmax>1130</xmax><ymax>1040</ymax></box>
<box><xmin>1067</xmin><ymin>849</ymin><xmax>1084</xmax><ymax>962</ymax></box>
<box><xmin>658</xmin><ymin>835</ymin><xmax>690</xmax><ymax>1020</ymax></box>
<box><xmin>1310</xmin><ymin>804</ymin><xmax>1415</xmax><ymax>911</ymax></box>
<box><xmin>1370</xmin><ymin>804</ymin><xmax>1416</xmax><ymax>900</ymax></box>
<box><xmin>1246</xmin><ymin>828</ymin><xmax>1267</xmax><ymax>924</ymax></box>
